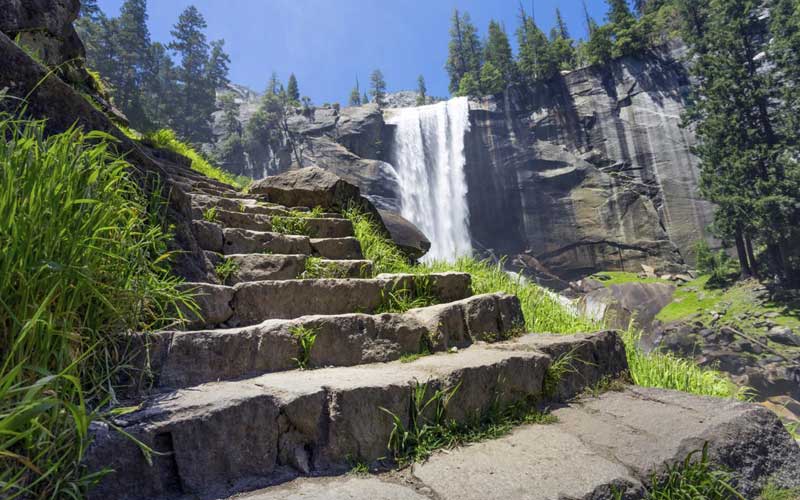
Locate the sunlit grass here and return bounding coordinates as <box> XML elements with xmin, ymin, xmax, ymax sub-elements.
<box><xmin>0</xmin><ymin>116</ymin><xmax>195</xmax><ymax>498</ymax></box>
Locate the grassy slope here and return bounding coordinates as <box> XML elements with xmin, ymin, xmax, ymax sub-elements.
<box><xmin>345</xmin><ymin>207</ymin><xmax>742</xmax><ymax>399</ymax></box>
<box><xmin>592</xmin><ymin>272</ymin><xmax>800</xmax><ymax>359</ymax></box>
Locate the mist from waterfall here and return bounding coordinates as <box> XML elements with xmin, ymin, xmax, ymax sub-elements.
<box><xmin>386</xmin><ymin>97</ymin><xmax>472</xmax><ymax>262</ymax></box>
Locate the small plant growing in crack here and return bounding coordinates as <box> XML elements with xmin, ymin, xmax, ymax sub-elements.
<box><xmin>215</xmin><ymin>257</ymin><xmax>239</xmax><ymax>285</ymax></box>
<box><xmin>271</xmin><ymin>215</ymin><xmax>312</xmax><ymax>236</ymax></box>
<box><xmin>543</xmin><ymin>348</ymin><xmax>584</xmax><ymax>399</ymax></box>
<box><xmin>302</xmin><ymin>256</ymin><xmax>349</xmax><ymax>279</ymax></box>
<box><xmin>291</xmin><ymin>325</ymin><xmax>318</xmax><ymax>370</ymax></box>
<box><xmin>346</xmin><ymin>455</ymin><xmax>370</xmax><ymax>476</ymax></box>
<box><xmin>202</xmin><ymin>206</ymin><xmax>218</xmax><ymax>222</ymax></box>
<box><xmin>376</xmin><ymin>276</ymin><xmax>438</xmax><ymax>314</ymax></box>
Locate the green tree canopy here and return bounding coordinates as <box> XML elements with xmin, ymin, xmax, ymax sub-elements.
<box><xmin>370</xmin><ymin>69</ymin><xmax>387</xmax><ymax>106</ymax></box>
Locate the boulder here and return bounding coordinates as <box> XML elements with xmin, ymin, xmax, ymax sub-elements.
<box><xmin>377</xmin><ymin>210</ymin><xmax>431</xmax><ymax>261</ymax></box>
<box><xmin>249</xmin><ymin>166</ymin><xmax>362</xmax><ymax>211</ymax></box>
<box><xmin>767</xmin><ymin>326</ymin><xmax>800</xmax><ymax>347</ymax></box>
<box><xmin>0</xmin><ymin>0</ymin><xmax>84</xmax><ymax>68</ymax></box>
<box><xmin>577</xmin><ymin>281</ymin><xmax>676</xmax><ymax>334</ymax></box>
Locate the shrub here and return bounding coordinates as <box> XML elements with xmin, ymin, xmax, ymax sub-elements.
<box><xmin>0</xmin><ymin>116</ymin><xmax>194</xmax><ymax>498</ymax></box>
<box><xmin>694</xmin><ymin>240</ymin><xmax>738</xmax><ymax>287</ymax></box>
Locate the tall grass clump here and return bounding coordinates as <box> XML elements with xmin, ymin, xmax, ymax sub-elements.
<box><xmin>143</xmin><ymin>128</ymin><xmax>251</xmax><ymax>190</ymax></box>
<box><xmin>0</xmin><ymin>116</ymin><xmax>195</xmax><ymax>498</ymax></box>
<box><xmin>622</xmin><ymin>328</ymin><xmax>745</xmax><ymax>399</ymax></box>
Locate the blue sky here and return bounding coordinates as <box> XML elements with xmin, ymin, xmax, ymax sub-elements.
<box><xmin>96</xmin><ymin>1</ymin><xmax>611</xmax><ymax>104</ymax></box>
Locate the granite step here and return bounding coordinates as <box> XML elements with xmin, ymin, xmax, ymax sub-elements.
<box><xmin>210</xmin><ymin>254</ymin><xmax>372</xmax><ymax>283</ymax></box>
<box><xmin>180</xmin><ymin>272</ymin><xmax>472</xmax><ymax>328</ymax></box>
<box><xmin>141</xmin><ymin>293</ymin><xmax>524</xmax><ymax>390</ymax></box>
<box><xmin>192</xmin><ymin>223</ymin><xmax>363</xmax><ymax>259</ymax></box>
<box><xmin>86</xmin><ymin>332</ymin><xmax>631</xmax><ymax>500</ymax></box>
<box><xmin>199</xmin><ymin>208</ymin><xmax>354</xmax><ymax>238</ymax></box>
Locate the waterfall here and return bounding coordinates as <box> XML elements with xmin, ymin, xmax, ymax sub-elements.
<box><xmin>386</xmin><ymin>97</ymin><xmax>472</xmax><ymax>262</ymax></box>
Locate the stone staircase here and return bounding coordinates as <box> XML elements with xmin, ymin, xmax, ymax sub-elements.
<box><xmin>84</xmin><ymin>173</ymin><xmax>800</xmax><ymax>500</ymax></box>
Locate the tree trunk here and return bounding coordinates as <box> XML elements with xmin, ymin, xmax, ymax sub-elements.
<box><xmin>767</xmin><ymin>243</ymin><xmax>786</xmax><ymax>280</ymax></box>
<box><xmin>735</xmin><ymin>230</ymin><xmax>751</xmax><ymax>279</ymax></box>
<box><xmin>744</xmin><ymin>235</ymin><xmax>759</xmax><ymax>279</ymax></box>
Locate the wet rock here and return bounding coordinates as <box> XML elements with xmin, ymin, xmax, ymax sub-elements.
<box><xmin>377</xmin><ymin>210</ymin><xmax>431</xmax><ymax>260</ymax></box>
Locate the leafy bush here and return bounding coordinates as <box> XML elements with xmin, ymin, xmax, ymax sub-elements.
<box><xmin>143</xmin><ymin>128</ymin><xmax>251</xmax><ymax>190</ymax></box>
<box><xmin>0</xmin><ymin>116</ymin><xmax>195</xmax><ymax>498</ymax></box>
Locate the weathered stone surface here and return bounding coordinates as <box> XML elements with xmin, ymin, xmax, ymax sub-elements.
<box><xmin>309</xmin><ymin>237</ymin><xmax>363</xmax><ymax>259</ymax></box>
<box><xmin>179</xmin><ymin>282</ymin><xmax>234</xmax><ymax>328</ymax></box>
<box><xmin>0</xmin><ymin>0</ymin><xmax>84</xmax><ymax>69</ymax></box>
<box><xmin>191</xmin><ymin>193</ymin><xmax>288</xmax><ymax>216</ymax></box>
<box><xmin>767</xmin><ymin>326</ymin><xmax>800</xmax><ymax>347</ymax></box>
<box><xmin>376</xmin><ymin>272</ymin><xmax>472</xmax><ymax>303</ymax></box>
<box><xmin>224</xmin><ymin>254</ymin><xmax>307</xmax><ymax>283</ymax></box>
<box><xmin>222</xmin><ymin>228</ymin><xmax>312</xmax><ymax>255</ymax></box>
<box><xmin>146</xmin><ymin>293</ymin><xmax>522</xmax><ymax>389</ymax></box>
<box><xmin>412</xmin><ymin>386</ymin><xmax>800</xmax><ymax>499</ymax></box>
<box><xmin>86</xmin><ymin>346</ymin><xmax>551</xmax><ymax>500</ymax></box>
<box><xmin>494</xmin><ymin>331</ymin><xmax>629</xmax><ymax>400</ymax></box>
<box><xmin>336</xmin><ymin>103</ymin><xmax>385</xmax><ymax>160</ymax></box>
<box><xmin>231</xmin><ymin>273</ymin><xmax>471</xmax><ymax>326</ymax></box>
<box><xmin>249</xmin><ymin>166</ymin><xmax>362</xmax><ymax>211</ymax></box>
<box><xmin>192</xmin><ymin>220</ymin><xmax>224</xmax><ymax>252</ymax></box>
<box><xmin>578</xmin><ymin>282</ymin><xmax>676</xmax><ymax>332</ymax></box>
<box><xmin>378</xmin><ymin>209</ymin><xmax>431</xmax><ymax>260</ymax></box>
<box><xmin>228</xmin><ymin>476</ymin><xmax>428</xmax><ymax>500</ymax></box>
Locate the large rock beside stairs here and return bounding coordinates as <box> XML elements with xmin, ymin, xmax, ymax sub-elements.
<box><xmin>249</xmin><ymin>166</ymin><xmax>362</xmax><ymax>211</ymax></box>
<box><xmin>378</xmin><ymin>210</ymin><xmax>431</xmax><ymax>261</ymax></box>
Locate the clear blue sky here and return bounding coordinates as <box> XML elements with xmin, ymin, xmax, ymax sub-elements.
<box><xmin>96</xmin><ymin>1</ymin><xmax>611</xmax><ymax>104</ymax></box>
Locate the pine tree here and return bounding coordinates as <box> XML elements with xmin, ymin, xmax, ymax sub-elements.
<box><xmin>446</xmin><ymin>10</ymin><xmax>482</xmax><ymax>94</ymax></box>
<box><xmin>206</xmin><ymin>40</ymin><xmax>230</xmax><ymax>90</ymax></box>
<box><xmin>584</xmin><ymin>24</ymin><xmax>614</xmax><ymax>66</ymax></box>
<box><xmin>606</xmin><ymin>0</ymin><xmax>646</xmax><ymax>58</ymax></box>
<box><xmin>555</xmin><ymin>8</ymin><xmax>570</xmax><ymax>39</ymax></box>
<box><xmin>485</xmin><ymin>20</ymin><xmax>514</xmax><ymax>86</ymax></box>
<box><xmin>516</xmin><ymin>5</ymin><xmax>558</xmax><ymax>82</ymax></box>
<box><xmin>369</xmin><ymin>69</ymin><xmax>387</xmax><ymax>106</ymax></box>
<box><xmin>583</xmin><ymin>0</ymin><xmax>598</xmax><ymax>36</ymax></box>
<box><xmin>78</xmin><ymin>0</ymin><xmax>103</xmax><ymax>22</ymax></box>
<box><xmin>362</xmin><ymin>91</ymin><xmax>370</xmax><ymax>104</ymax></box>
<box><xmin>267</xmin><ymin>71</ymin><xmax>281</xmax><ymax>96</ymax></box>
<box><xmin>169</xmin><ymin>5</ymin><xmax>212</xmax><ymax>142</ymax></box>
<box><xmin>114</xmin><ymin>0</ymin><xmax>151</xmax><ymax>126</ymax></box>
<box><xmin>416</xmin><ymin>75</ymin><xmax>427</xmax><ymax>105</ymax></box>
<box><xmin>349</xmin><ymin>78</ymin><xmax>361</xmax><ymax>106</ymax></box>
<box><xmin>480</xmin><ymin>61</ymin><xmax>505</xmax><ymax>95</ymax></box>
<box><xmin>286</xmin><ymin>73</ymin><xmax>300</xmax><ymax>103</ymax></box>
<box><xmin>685</xmin><ymin>0</ymin><xmax>794</xmax><ymax>279</ymax></box>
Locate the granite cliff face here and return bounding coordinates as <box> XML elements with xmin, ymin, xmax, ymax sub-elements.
<box><xmin>463</xmin><ymin>42</ymin><xmax>713</xmax><ymax>280</ymax></box>
<box><xmin>215</xmin><ymin>44</ymin><xmax>712</xmax><ymax>280</ymax></box>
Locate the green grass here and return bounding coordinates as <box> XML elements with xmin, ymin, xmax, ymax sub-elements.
<box><xmin>376</xmin><ymin>276</ymin><xmax>439</xmax><ymax>314</ymax></box>
<box><xmin>623</xmin><ymin>328</ymin><xmax>745</xmax><ymax>399</ymax></box>
<box><xmin>0</xmin><ymin>116</ymin><xmax>195</xmax><ymax>498</ymax></box>
<box><xmin>344</xmin><ymin>206</ymin><xmax>744</xmax><ymax>401</ymax></box>
<box><xmin>591</xmin><ymin>271</ymin><xmax>670</xmax><ymax>287</ymax></box>
<box><xmin>143</xmin><ymin>129</ymin><xmax>251</xmax><ymax>190</ymax></box>
<box><xmin>758</xmin><ymin>482</ymin><xmax>800</xmax><ymax>500</ymax></box>
<box><xmin>215</xmin><ymin>258</ymin><xmax>239</xmax><ymax>285</ymax></box>
<box><xmin>381</xmin><ymin>380</ymin><xmax>556</xmax><ymax>466</ymax></box>
<box><xmin>290</xmin><ymin>325</ymin><xmax>318</xmax><ymax>370</ymax></box>
<box><xmin>270</xmin><ymin>215</ymin><xmax>312</xmax><ymax>236</ymax></box>
<box><xmin>202</xmin><ymin>206</ymin><xmax>218</xmax><ymax>223</ymax></box>
<box><xmin>613</xmin><ymin>444</ymin><xmax>745</xmax><ymax>500</ymax></box>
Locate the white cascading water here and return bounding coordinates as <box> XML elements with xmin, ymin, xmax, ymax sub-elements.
<box><xmin>386</xmin><ymin>96</ymin><xmax>472</xmax><ymax>262</ymax></box>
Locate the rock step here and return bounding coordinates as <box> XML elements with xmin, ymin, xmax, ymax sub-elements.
<box><xmin>193</xmin><ymin>223</ymin><xmax>363</xmax><ymax>259</ymax></box>
<box><xmin>191</xmin><ymin>193</ymin><xmax>341</xmax><ymax>219</ymax></box>
<box><xmin>198</xmin><ymin>208</ymin><xmax>354</xmax><ymax>238</ymax></box>
<box><xmin>85</xmin><ymin>331</ymin><xmax>629</xmax><ymax>500</ymax></box>
<box><xmin>182</xmin><ymin>272</ymin><xmax>472</xmax><ymax>329</ymax></box>
<box><xmin>143</xmin><ymin>293</ymin><xmax>523</xmax><ymax>390</ymax></box>
<box><xmin>229</xmin><ymin>387</ymin><xmax>800</xmax><ymax>500</ymax></box>
<box><xmin>210</xmin><ymin>253</ymin><xmax>372</xmax><ymax>283</ymax></box>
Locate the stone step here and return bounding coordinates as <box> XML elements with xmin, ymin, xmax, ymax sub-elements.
<box><xmin>227</xmin><ymin>387</ymin><xmax>800</xmax><ymax>500</ymax></box>
<box><xmin>211</xmin><ymin>254</ymin><xmax>372</xmax><ymax>283</ymax></box>
<box><xmin>191</xmin><ymin>193</ymin><xmax>342</xmax><ymax>219</ymax></box>
<box><xmin>193</xmin><ymin>223</ymin><xmax>363</xmax><ymax>259</ymax></box>
<box><xmin>181</xmin><ymin>272</ymin><xmax>472</xmax><ymax>328</ymax></box>
<box><xmin>199</xmin><ymin>208</ymin><xmax>354</xmax><ymax>238</ymax></box>
<box><xmin>86</xmin><ymin>331</ymin><xmax>630</xmax><ymax>500</ymax></box>
<box><xmin>142</xmin><ymin>293</ymin><xmax>523</xmax><ymax>390</ymax></box>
